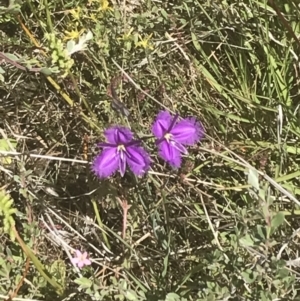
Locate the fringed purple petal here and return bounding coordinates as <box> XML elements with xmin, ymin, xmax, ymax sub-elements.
<box><xmin>125</xmin><ymin>145</ymin><xmax>151</xmax><ymax>176</ymax></box>
<box><xmin>152</xmin><ymin>111</ymin><xmax>172</xmax><ymax>138</ymax></box>
<box><xmin>92</xmin><ymin>147</ymin><xmax>119</xmax><ymax>178</ymax></box>
<box><xmin>104</xmin><ymin>126</ymin><xmax>134</xmax><ymax>144</ymax></box>
<box><xmin>119</xmin><ymin>150</ymin><xmax>127</xmax><ymax>177</ymax></box>
<box><xmin>172</xmin><ymin>141</ymin><xmax>188</xmax><ymax>154</ymax></box>
<box><xmin>158</xmin><ymin>140</ymin><xmax>182</xmax><ymax>168</ymax></box>
<box><xmin>170</xmin><ymin>117</ymin><xmax>204</xmax><ymax>145</ymax></box>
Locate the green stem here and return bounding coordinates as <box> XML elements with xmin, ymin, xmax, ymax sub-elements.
<box><xmin>68</xmin><ymin>72</ymin><xmax>98</xmax><ymax>120</ymax></box>
<box><xmin>44</xmin><ymin>0</ymin><xmax>53</xmax><ymax>33</ymax></box>
<box><xmin>14</xmin><ymin>227</ymin><xmax>64</xmax><ymax>295</ymax></box>
<box><xmin>91</xmin><ymin>198</ymin><xmax>111</xmax><ymax>250</ymax></box>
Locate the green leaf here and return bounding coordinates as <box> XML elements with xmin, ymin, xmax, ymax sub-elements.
<box><xmin>50</xmin><ymin>260</ymin><xmax>66</xmax><ymax>289</ymax></box>
<box><xmin>0</xmin><ymin>138</ymin><xmax>17</xmax><ymax>164</ymax></box>
<box><xmin>74</xmin><ymin>277</ymin><xmax>92</xmax><ymax>289</ymax></box>
<box><xmin>241</xmin><ymin>269</ymin><xmax>258</xmax><ymax>284</ymax></box>
<box><xmin>257</xmin><ymin>225</ymin><xmax>266</xmax><ymax>240</ymax></box>
<box><xmin>161</xmin><ymin>251</ymin><xmax>169</xmax><ymax>277</ymax></box>
<box><xmin>165</xmin><ymin>293</ymin><xmax>181</xmax><ymax>301</ymax></box>
<box><xmin>247</xmin><ymin>168</ymin><xmax>259</xmax><ymax>191</ymax></box>
<box><xmin>3</xmin><ymin>52</ymin><xmax>20</xmax><ymax>61</ymax></box>
<box><xmin>125</xmin><ymin>290</ymin><xmax>138</xmax><ymax>301</ymax></box>
<box><xmin>271</xmin><ymin>212</ymin><xmax>285</xmax><ymax>231</ymax></box>
<box><xmin>40</xmin><ymin>67</ymin><xmax>53</xmax><ymax>75</ymax></box>
<box><xmin>161</xmin><ymin>9</ymin><xmax>169</xmax><ymax>20</ymax></box>
<box><xmin>239</xmin><ymin>234</ymin><xmax>254</xmax><ymax>246</ymax></box>
<box><xmin>16</xmin><ymin>233</ymin><xmax>64</xmax><ymax>295</ymax></box>
<box><xmin>191</xmin><ymin>32</ymin><xmax>201</xmax><ymax>51</ymax></box>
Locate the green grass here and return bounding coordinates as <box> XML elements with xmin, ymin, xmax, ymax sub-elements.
<box><xmin>1</xmin><ymin>0</ymin><xmax>300</xmax><ymax>300</ymax></box>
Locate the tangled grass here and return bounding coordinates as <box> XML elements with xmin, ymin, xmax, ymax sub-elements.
<box><xmin>1</xmin><ymin>0</ymin><xmax>300</xmax><ymax>300</ymax></box>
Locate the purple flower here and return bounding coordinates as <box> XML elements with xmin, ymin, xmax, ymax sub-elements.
<box><xmin>71</xmin><ymin>250</ymin><xmax>91</xmax><ymax>268</ymax></box>
<box><xmin>92</xmin><ymin>126</ymin><xmax>151</xmax><ymax>178</ymax></box>
<box><xmin>152</xmin><ymin>111</ymin><xmax>204</xmax><ymax>167</ymax></box>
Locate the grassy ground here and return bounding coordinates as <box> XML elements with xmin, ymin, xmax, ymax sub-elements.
<box><xmin>1</xmin><ymin>0</ymin><xmax>300</xmax><ymax>300</ymax></box>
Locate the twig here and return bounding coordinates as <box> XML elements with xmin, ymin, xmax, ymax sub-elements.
<box><xmin>111</xmin><ymin>59</ymin><xmax>175</xmax><ymax>114</ymax></box>
<box><xmin>7</xmin><ymin>257</ymin><xmax>30</xmax><ymax>301</ymax></box>
<box><xmin>117</xmin><ymin>197</ymin><xmax>131</xmax><ymax>240</ymax></box>
<box><xmin>204</xmin><ymin>135</ymin><xmax>300</xmax><ymax>206</ymax></box>
<box><xmin>0</xmin><ymin>150</ymin><xmax>89</xmax><ymax>164</ymax></box>
<box><xmin>0</xmin><ymin>295</ymin><xmax>42</xmax><ymax>301</ymax></box>
<box><xmin>42</xmin><ymin>214</ymin><xmax>82</xmax><ymax>276</ymax></box>
<box><xmin>45</xmin><ymin>207</ymin><xmax>113</xmax><ymax>258</ymax></box>
<box><xmin>0</xmin><ymin>52</ymin><xmax>43</xmax><ymax>73</ymax></box>
<box><xmin>17</xmin><ymin>15</ymin><xmax>103</xmax><ymax>133</ymax></box>
<box><xmin>267</xmin><ymin>0</ymin><xmax>300</xmax><ymax>49</ymax></box>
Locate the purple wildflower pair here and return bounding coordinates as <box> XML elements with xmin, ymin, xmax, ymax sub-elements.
<box><xmin>92</xmin><ymin>111</ymin><xmax>204</xmax><ymax>179</ymax></box>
